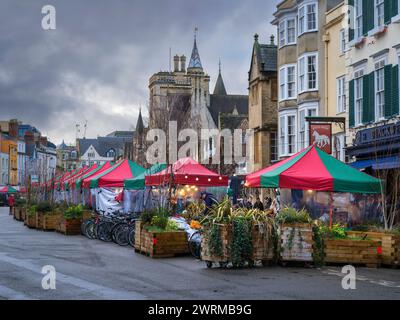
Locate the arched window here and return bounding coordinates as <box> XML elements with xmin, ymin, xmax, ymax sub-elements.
<box><xmin>106</xmin><ymin>149</ymin><xmax>116</xmax><ymax>158</ymax></box>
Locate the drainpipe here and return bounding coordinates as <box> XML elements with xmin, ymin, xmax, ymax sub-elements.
<box><xmin>323</xmin><ymin>32</ymin><xmax>330</xmax><ymax>117</ymax></box>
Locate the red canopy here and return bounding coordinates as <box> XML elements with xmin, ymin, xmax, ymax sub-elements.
<box><xmin>82</xmin><ymin>161</ymin><xmax>113</xmax><ymax>188</ymax></box>
<box><xmin>63</xmin><ymin>165</ymin><xmax>94</xmax><ymax>190</ymax></box>
<box><xmin>88</xmin><ymin>159</ymin><xmax>145</xmax><ymax>188</ymax></box>
<box><xmin>145</xmin><ymin>157</ymin><xmax>229</xmax><ymax>187</ymax></box>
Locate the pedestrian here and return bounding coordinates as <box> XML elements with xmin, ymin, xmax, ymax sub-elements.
<box><xmin>8</xmin><ymin>194</ymin><xmax>15</xmax><ymax>215</ymax></box>
<box><xmin>253</xmin><ymin>197</ymin><xmax>264</xmax><ymax>211</ymax></box>
<box><xmin>200</xmin><ymin>192</ymin><xmax>219</xmax><ymax>215</ymax></box>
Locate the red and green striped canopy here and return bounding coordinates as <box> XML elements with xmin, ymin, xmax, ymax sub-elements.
<box><xmin>245</xmin><ymin>145</ymin><xmax>382</xmax><ymax>194</ymax></box>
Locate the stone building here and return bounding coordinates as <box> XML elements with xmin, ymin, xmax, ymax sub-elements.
<box><xmin>248</xmin><ymin>34</ymin><xmax>278</xmax><ymax>173</ymax></box>
<box><xmin>56</xmin><ymin>140</ymin><xmax>79</xmax><ymax>171</ymax></box>
<box><xmin>136</xmin><ymin>34</ymin><xmax>248</xmax><ymax>173</ymax></box>
<box><xmin>272</xmin><ymin>0</ymin><xmax>343</xmax><ymax>159</ymax></box>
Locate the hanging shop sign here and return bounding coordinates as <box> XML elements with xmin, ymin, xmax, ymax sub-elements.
<box><xmin>309</xmin><ymin>123</ymin><xmax>332</xmax><ymax>154</ymax></box>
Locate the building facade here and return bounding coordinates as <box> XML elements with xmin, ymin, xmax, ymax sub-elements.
<box><xmin>324</xmin><ymin>1</ymin><xmax>347</xmax><ymax>162</ymax></box>
<box><xmin>248</xmin><ymin>34</ymin><xmax>278</xmax><ymax>173</ymax></box>
<box><xmin>142</xmin><ymin>35</ymin><xmax>248</xmax><ymax>171</ymax></box>
<box><xmin>17</xmin><ymin>139</ymin><xmax>28</xmax><ymax>186</ymax></box>
<box><xmin>273</xmin><ymin>0</ymin><xmax>342</xmax><ymax>159</ymax></box>
<box><xmin>56</xmin><ymin>140</ymin><xmax>79</xmax><ymax>171</ymax></box>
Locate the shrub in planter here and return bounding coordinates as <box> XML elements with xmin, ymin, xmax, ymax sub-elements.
<box><xmin>25</xmin><ymin>205</ymin><xmax>37</xmax><ymax>228</ymax></box>
<box><xmin>57</xmin><ymin>205</ymin><xmax>83</xmax><ymax>235</ymax></box>
<box><xmin>276</xmin><ymin>207</ymin><xmax>313</xmax><ymax>263</ymax></box>
<box><xmin>135</xmin><ymin>207</ymin><xmax>189</xmax><ymax>258</ymax></box>
<box><xmin>316</xmin><ymin>224</ymin><xmax>382</xmax><ymax>268</ymax></box>
<box><xmin>36</xmin><ymin>201</ymin><xmax>53</xmax><ymax>229</ymax></box>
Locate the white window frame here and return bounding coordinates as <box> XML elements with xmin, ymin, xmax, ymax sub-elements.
<box><xmin>336</xmin><ymin>76</ymin><xmax>346</xmax><ymax>113</ymax></box>
<box><xmin>354</xmin><ymin>68</ymin><xmax>364</xmax><ymax>126</ymax></box>
<box><xmin>278</xmin><ymin>110</ymin><xmax>297</xmax><ymax>157</ymax></box>
<box><xmin>298</xmin><ymin>2</ymin><xmax>318</xmax><ymax>36</ymax></box>
<box><xmin>354</xmin><ymin>0</ymin><xmax>363</xmax><ymax>39</ymax></box>
<box><xmin>374</xmin><ymin>57</ymin><xmax>386</xmax><ymax>121</ymax></box>
<box><xmin>279</xmin><ymin>17</ymin><xmax>297</xmax><ymax>48</ymax></box>
<box><xmin>298</xmin><ymin>52</ymin><xmax>318</xmax><ymax>93</ymax></box>
<box><xmin>374</xmin><ymin>0</ymin><xmax>385</xmax><ymax>28</ymax></box>
<box><xmin>339</xmin><ymin>29</ymin><xmax>346</xmax><ymax>54</ymax></box>
<box><xmin>279</xmin><ymin>64</ymin><xmax>297</xmax><ymax>101</ymax></box>
<box><xmin>298</xmin><ymin>103</ymin><xmax>318</xmax><ymax>149</ymax></box>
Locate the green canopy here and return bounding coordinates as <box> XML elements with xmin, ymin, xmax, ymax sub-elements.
<box><xmin>124</xmin><ymin>163</ymin><xmax>167</xmax><ymax>190</ymax></box>
<box><xmin>0</xmin><ymin>186</ymin><xmax>18</xmax><ymax>193</ymax></box>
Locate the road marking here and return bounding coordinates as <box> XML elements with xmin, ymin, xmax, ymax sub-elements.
<box><xmin>323</xmin><ymin>268</ymin><xmax>400</xmax><ymax>288</ymax></box>
<box><xmin>0</xmin><ymin>253</ymin><xmax>146</xmax><ymax>299</ymax></box>
<box><xmin>0</xmin><ymin>284</ymin><xmax>34</xmax><ymax>300</ymax></box>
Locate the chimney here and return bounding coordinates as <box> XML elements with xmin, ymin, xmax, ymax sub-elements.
<box><xmin>9</xmin><ymin>119</ymin><xmax>19</xmax><ymax>138</ymax></box>
<box><xmin>270</xmin><ymin>35</ymin><xmax>275</xmax><ymax>45</ymax></box>
<box><xmin>173</xmin><ymin>55</ymin><xmax>180</xmax><ymax>72</ymax></box>
<box><xmin>180</xmin><ymin>55</ymin><xmax>186</xmax><ymax>72</ymax></box>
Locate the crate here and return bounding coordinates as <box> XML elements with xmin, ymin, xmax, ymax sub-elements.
<box><xmin>42</xmin><ymin>213</ymin><xmax>61</xmax><ymax>231</ymax></box>
<box><xmin>324</xmin><ymin>238</ymin><xmax>381</xmax><ymax>268</ymax></box>
<box><xmin>13</xmin><ymin>207</ymin><xmax>22</xmax><ymax>221</ymax></box>
<box><xmin>347</xmin><ymin>231</ymin><xmax>399</xmax><ymax>267</ymax></box>
<box><xmin>134</xmin><ymin>221</ymin><xmax>189</xmax><ymax>258</ymax></box>
<box><xmin>35</xmin><ymin>212</ymin><xmax>45</xmax><ymax>229</ymax></box>
<box><xmin>82</xmin><ymin>210</ymin><xmax>93</xmax><ymax>221</ymax></box>
<box><xmin>201</xmin><ymin>224</ymin><xmax>232</xmax><ymax>263</ymax></box>
<box><xmin>56</xmin><ymin>217</ymin><xmax>82</xmax><ymax>235</ymax></box>
<box><xmin>20</xmin><ymin>207</ymin><xmax>27</xmax><ymax>221</ymax></box>
<box><xmin>279</xmin><ymin>223</ymin><xmax>314</xmax><ymax>262</ymax></box>
<box><xmin>251</xmin><ymin>223</ymin><xmax>275</xmax><ymax>264</ymax></box>
<box><xmin>25</xmin><ymin>214</ymin><xmax>37</xmax><ymax>228</ymax></box>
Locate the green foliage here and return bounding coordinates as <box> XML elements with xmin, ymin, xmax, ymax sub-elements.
<box><xmin>319</xmin><ymin>224</ymin><xmax>347</xmax><ymax>239</ymax></box>
<box><xmin>312</xmin><ymin>222</ymin><xmax>325</xmax><ymax>266</ymax></box>
<box><xmin>276</xmin><ymin>207</ymin><xmax>311</xmax><ymax>225</ymax></box>
<box><xmin>27</xmin><ymin>205</ymin><xmax>37</xmax><ymax>216</ymax></box>
<box><xmin>166</xmin><ymin>220</ymin><xmax>179</xmax><ymax>231</ymax></box>
<box><xmin>207</xmin><ymin>224</ymin><xmax>223</xmax><ymax>257</ymax></box>
<box><xmin>151</xmin><ymin>215</ymin><xmax>168</xmax><ymax>230</ymax></box>
<box><xmin>230</xmin><ymin>217</ymin><xmax>253</xmax><ymax>267</ymax></box>
<box><xmin>37</xmin><ymin>201</ymin><xmax>52</xmax><ymax>213</ymax></box>
<box><xmin>15</xmin><ymin>198</ymin><xmax>26</xmax><ymax>207</ymax></box>
<box><xmin>142</xmin><ymin>207</ymin><xmax>172</xmax><ymax>231</ymax></box>
<box><xmin>64</xmin><ymin>205</ymin><xmax>83</xmax><ymax>220</ymax></box>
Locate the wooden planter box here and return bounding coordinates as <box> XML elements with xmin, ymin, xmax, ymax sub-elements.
<box><xmin>347</xmin><ymin>231</ymin><xmax>399</xmax><ymax>267</ymax></box>
<box><xmin>13</xmin><ymin>207</ymin><xmax>22</xmax><ymax>221</ymax></box>
<box><xmin>20</xmin><ymin>207</ymin><xmax>27</xmax><ymax>221</ymax></box>
<box><xmin>324</xmin><ymin>238</ymin><xmax>381</xmax><ymax>268</ymax></box>
<box><xmin>134</xmin><ymin>221</ymin><xmax>189</xmax><ymax>258</ymax></box>
<box><xmin>56</xmin><ymin>217</ymin><xmax>82</xmax><ymax>235</ymax></box>
<box><xmin>201</xmin><ymin>222</ymin><xmax>275</xmax><ymax>266</ymax></box>
<box><xmin>25</xmin><ymin>214</ymin><xmax>37</xmax><ymax>228</ymax></box>
<box><xmin>42</xmin><ymin>213</ymin><xmax>61</xmax><ymax>231</ymax></box>
<box><xmin>201</xmin><ymin>224</ymin><xmax>232</xmax><ymax>263</ymax></box>
<box><xmin>252</xmin><ymin>223</ymin><xmax>275</xmax><ymax>264</ymax></box>
<box><xmin>36</xmin><ymin>212</ymin><xmax>45</xmax><ymax>229</ymax></box>
<box><xmin>279</xmin><ymin>223</ymin><xmax>313</xmax><ymax>262</ymax></box>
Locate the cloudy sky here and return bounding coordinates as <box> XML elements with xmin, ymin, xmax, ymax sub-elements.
<box><xmin>0</xmin><ymin>0</ymin><xmax>278</xmax><ymax>145</ymax></box>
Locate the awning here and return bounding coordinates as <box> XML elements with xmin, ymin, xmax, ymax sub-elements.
<box><xmin>350</xmin><ymin>156</ymin><xmax>400</xmax><ymax>170</ymax></box>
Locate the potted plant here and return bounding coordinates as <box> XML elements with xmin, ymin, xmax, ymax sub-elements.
<box><xmin>345</xmin><ymin>223</ymin><xmax>399</xmax><ymax>267</ymax></box>
<box><xmin>36</xmin><ymin>201</ymin><xmax>52</xmax><ymax>229</ymax></box>
<box><xmin>14</xmin><ymin>198</ymin><xmax>26</xmax><ymax>221</ymax></box>
<box><xmin>57</xmin><ymin>205</ymin><xmax>83</xmax><ymax>235</ymax></box>
<box><xmin>134</xmin><ymin>207</ymin><xmax>189</xmax><ymax>258</ymax></box>
<box><xmin>276</xmin><ymin>207</ymin><xmax>313</xmax><ymax>264</ymax></box>
<box><xmin>200</xmin><ymin>199</ymin><xmax>277</xmax><ymax>268</ymax></box>
<box><xmin>25</xmin><ymin>205</ymin><xmax>38</xmax><ymax>228</ymax></box>
<box><xmin>317</xmin><ymin>224</ymin><xmax>382</xmax><ymax>268</ymax></box>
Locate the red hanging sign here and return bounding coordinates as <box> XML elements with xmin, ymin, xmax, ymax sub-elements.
<box><xmin>309</xmin><ymin>123</ymin><xmax>332</xmax><ymax>154</ymax></box>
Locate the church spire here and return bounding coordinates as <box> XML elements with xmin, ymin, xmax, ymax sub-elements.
<box><xmin>135</xmin><ymin>108</ymin><xmax>144</xmax><ymax>134</ymax></box>
<box><xmin>213</xmin><ymin>59</ymin><xmax>227</xmax><ymax>95</ymax></box>
<box><xmin>188</xmin><ymin>28</ymin><xmax>203</xmax><ymax>70</ymax></box>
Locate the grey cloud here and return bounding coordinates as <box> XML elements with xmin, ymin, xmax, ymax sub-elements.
<box><xmin>0</xmin><ymin>0</ymin><xmax>279</xmax><ymax>145</ymax></box>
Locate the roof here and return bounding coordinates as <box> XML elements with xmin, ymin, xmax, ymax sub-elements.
<box><xmin>209</xmin><ymin>94</ymin><xmax>249</xmax><ymax>126</ymax></box>
<box><xmin>213</xmin><ymin>71</ymin><xmax>227</xmax><ymax>95</ymax></box>
<box><xmin>135</xmin><ymin>109</ymin><xmax>144</xmax><ymax>134</ymax></box>
<box><xmin>219</xmin><ymin>114</ymin><xmax>248</xmax><ymax>130</ymax></box>
<box><xmin>78</xmin><ymin>136</ymin><xmax>132</xmax><ymax>157</ymax></box>
<box><xmin>249</xmin><ymin>34</ymin><xmax>277</xmax><ymax>78</ymax></box>
<box><xmin>106</xmin><ymin>131</ymin><xmax>134</xmax><ymax>138</ymax></box>
<box><xmin>188</xmin><ymin>38</ymin><xmax>203</xmax><ymax>70</ymax></box>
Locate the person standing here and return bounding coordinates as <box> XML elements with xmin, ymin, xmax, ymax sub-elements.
<box><xmin>253</xmin><ymin>197</ymin><xmax>264</xmax><ymax>211</ymax></box>
<box><xmin>8</xmin><ymin>194</ymin><xmax>15</xmax><ymax>215</ymax></box>
<box><xmin>200</xmin><ymin>192</ymin><xmax>219</xmax><ymax>215</ymax></box>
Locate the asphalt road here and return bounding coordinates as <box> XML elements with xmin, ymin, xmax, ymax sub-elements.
<box><xmin>0</xmin><ymin>207</ymin><xmax>399</xmax><ymax>300</ymax></box>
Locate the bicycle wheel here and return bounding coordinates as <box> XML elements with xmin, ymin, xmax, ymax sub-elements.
<box><xmin>128</xmin><ymin>226</ymin><xmax>135</xmax><ymax>247</ymax></box>
<box><xmin>85</xmin><ymin>220</ymin><xmax>97</xmax><ymax>239</ymax></box>
<box><xmin>97</xmin><ymin>221</ymin><xmax>113</xmax><ymax>242</ymax></box>
<box><xmin>111</xmin><ymin>222</ymin><xmax>125</xmax><ymax>243</ymax></box>
<box><xmin>188</xmin><ymin>231</ymin><xmax>202</xmax><ymax>259</ymax></box>
<box><xmin>115</xmin><ymin>224</ymin><xmax>130</xmax><ymax>246</ymax></box>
